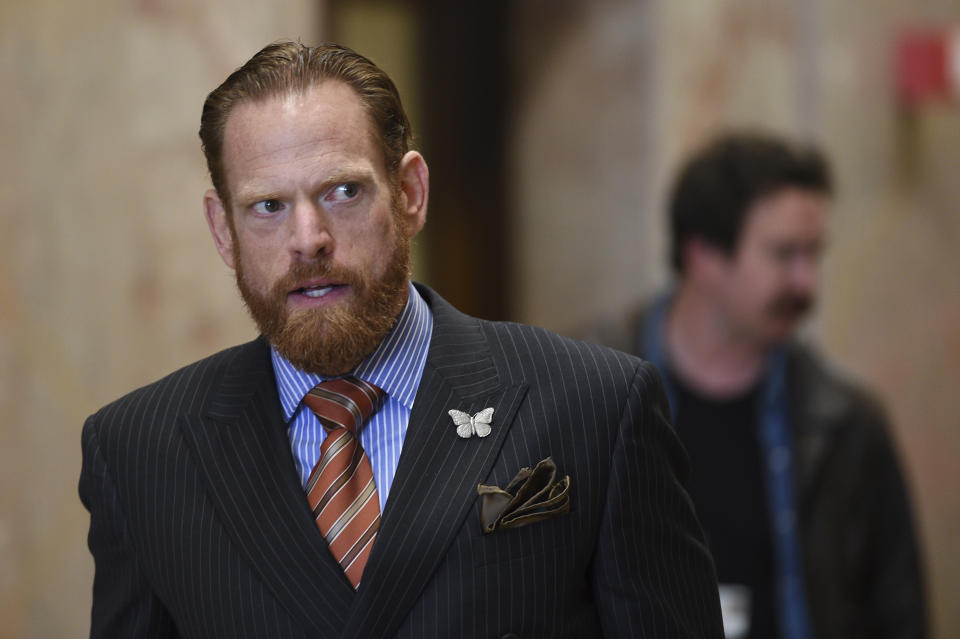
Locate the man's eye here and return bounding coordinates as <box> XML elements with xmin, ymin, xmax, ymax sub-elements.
<box><xmin>252</xmin><ymin>199</ymin><xmax>284</xmax><ymax>215</ymax></box>
<box><xmin>330</xmin><ymin>183</ymin><xmax>360</xmax><ymax>201</ymax></box>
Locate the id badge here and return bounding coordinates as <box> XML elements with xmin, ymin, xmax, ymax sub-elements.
<box><xmin>718</xmin><ymin>584</ymin><xmax>752</xmax><ymax>639</ymax></box>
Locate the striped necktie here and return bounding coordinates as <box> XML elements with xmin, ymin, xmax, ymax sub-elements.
<box><xmin>302</xmin><ymin>376</ymin><xmax>386</xmax><ymax>589</ymax></box>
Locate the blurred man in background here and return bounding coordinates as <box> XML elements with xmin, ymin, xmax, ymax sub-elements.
<box><xmin>585</xmin><ymin>132</ymin><xmax>926</xmax><ymax>639</ymax></box>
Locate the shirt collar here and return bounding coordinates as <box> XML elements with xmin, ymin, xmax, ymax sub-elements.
<box><xmin>271</xmin><ymin>281</ymin><xmax>433</xmax><ymax>422</ymax></box>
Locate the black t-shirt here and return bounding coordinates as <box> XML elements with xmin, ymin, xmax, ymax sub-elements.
<box><xmin>669</xmin><ymin>370</ymin><xmax>778</xmax><ymax>639</ymax></box>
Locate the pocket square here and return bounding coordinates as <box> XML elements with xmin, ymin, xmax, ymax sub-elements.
<box><xmin>477</xmin><ymin>457</ymin><xmax>571</xmax><ymax>534</ymax></box>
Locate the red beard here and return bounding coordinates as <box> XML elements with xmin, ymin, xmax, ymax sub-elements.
<box><xmin>234</xmin><ymin>221</ymin><xmax>411</xmax><ymax>376</ymax></box>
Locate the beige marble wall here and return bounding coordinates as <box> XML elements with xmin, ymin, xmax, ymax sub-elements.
<box><xmin>511</xmin><ymin>0</ymin><xmax>666</xmax><ymax>334</ymax></box>
<box><xmin>511</xmin><ymin>1</ymin><xmax>960</xmax><ymax>638</ymax></box>
<box><xmin>0</xmin><ymin>1</ymin><xmax>320</xmax><ymax>636</ymax></box>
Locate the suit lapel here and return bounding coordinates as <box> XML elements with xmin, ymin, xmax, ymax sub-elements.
<box><xmin>179</xmin><ymin>337</ymin><xmax>355</xmax><ymax>638</ymax></box>
<box><xmin>341</xmin><ymin>287</ymin><xmax>528</xmax><ymax>639</ymax></box>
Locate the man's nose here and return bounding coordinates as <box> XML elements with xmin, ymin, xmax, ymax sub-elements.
<box><xmin>289</xmin><ymin>201</ymin><xmax>333</xmax><ymax>260</ymax></box>
<box><xmin>789</xmin><ymin>254</ymin><xmax>819</xmax><ymax>293</ymax></box>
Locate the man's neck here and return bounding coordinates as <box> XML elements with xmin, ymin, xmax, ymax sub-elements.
<box><xmin>665</xmin><ymin>283</ymin><xmax>770</xmax><ymax>398</ymax></box>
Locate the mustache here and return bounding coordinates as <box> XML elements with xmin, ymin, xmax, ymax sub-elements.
<box><xmin>767</xmin><ymin>293</ymin><xmax>814</xmax><ymax>318</ymax></box>
<box><xmin>271</xmin><ymin>260</ymin><xmax>366</xmax><ymax>298</ymax></box>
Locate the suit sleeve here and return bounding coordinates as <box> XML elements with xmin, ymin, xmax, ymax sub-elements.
<box><xmin>591</xmin><ymin>361</ymin><xmax>724</xmax><ymax>638</ymax></box>
<box><xmin>79</xmin><ymin>415</ymin><xmax>180</xmax><ymax>639</ymax></box>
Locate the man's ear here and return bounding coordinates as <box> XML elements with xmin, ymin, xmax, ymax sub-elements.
<box><xmin>395</xmin><ymin>151</ymin><xmax>429</xmax><ymax>238</ymax></box>
<box><xmin>204</xmin><ymin>189</ymin><xmax>236</xmax><ymax>270</ymax></box>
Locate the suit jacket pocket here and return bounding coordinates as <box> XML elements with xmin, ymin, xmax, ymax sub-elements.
<box><xmin>471</xmin><ymin>503</ymin><xmax>576</xmax><ymax>568</ymax></box>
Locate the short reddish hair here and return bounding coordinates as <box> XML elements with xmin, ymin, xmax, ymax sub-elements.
<box><xmin>199</xmin><ymin>41</ymin><xmax>412</xmax><ymax>205</ymax></box>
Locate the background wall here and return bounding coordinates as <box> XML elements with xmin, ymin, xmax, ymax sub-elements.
<box><xmin>2</xmin><ymin>1</ymin><xmax>958</xmax><ymax>637</ymax></box>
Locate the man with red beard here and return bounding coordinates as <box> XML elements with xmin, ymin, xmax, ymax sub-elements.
<box><xmin>584</xmin><ymin>133</ymin><xmax>927</xmax><ymax>639</ymax></box>
<box><xmin>78</xmin><ymin>42</ymin><xmax>724</xmax><ymax>639</ymax></box>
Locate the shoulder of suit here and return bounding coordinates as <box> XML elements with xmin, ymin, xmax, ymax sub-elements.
<box><xmin>475</xmin><ymin>316</ymin><xmax>657</xmax><ymax>386</ymax></box>
<box><xmin>88</xmin><ymin>338</ymin><xmax>262</xmax><ymax>426</ymax></box>
<box><xmin>567</xmin><ymin>300</ymin><xmax>651</xmax><ymax>357</ymax></box>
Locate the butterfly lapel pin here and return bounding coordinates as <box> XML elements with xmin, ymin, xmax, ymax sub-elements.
<box><xmin>449</xmin><ymin>407</ymin><xmax>494</xmax><ymax>439</ymax></box>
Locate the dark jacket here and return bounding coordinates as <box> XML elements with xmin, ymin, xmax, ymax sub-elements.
<box><xmin>580</xmin><ymin>302</ymin><xmax>927</xmax><ymax>639</ymax></box>
<box><xmin>79</xmin><ymin>285</ymin><xmax>724</xmax><ymax>639</ymax></box>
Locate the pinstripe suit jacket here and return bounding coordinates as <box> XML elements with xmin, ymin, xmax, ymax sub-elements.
<box><xmin>80</xmin><ymin>284</ymin><xmax>723</xmax><ymax>638</ymax></box>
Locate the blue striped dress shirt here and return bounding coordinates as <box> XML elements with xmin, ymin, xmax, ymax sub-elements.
<box><xmin>271</xmin><ymin>282</ymin><xmax>433</xmax><ymax>511</ymax></box>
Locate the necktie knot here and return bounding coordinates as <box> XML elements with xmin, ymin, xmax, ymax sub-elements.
<box><xmin>302</xmin><ymin>376</ymin><xmax>386</xmax><ymax>435</ymax></box>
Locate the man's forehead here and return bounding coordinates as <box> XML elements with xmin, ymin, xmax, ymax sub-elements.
<box><xmin>220</xmin><ymin>81</ymin><xmax>383</xmax><ymax>190</ymax></box>
<box><xmin>744</xmin><ymin>188</ymin><xmax>829</xmax><ymax>230</ymax></box>
<box><xmin>225</xmin><ymin>81</ymin><xmax>369</xmax><ymax>140</ymax></box>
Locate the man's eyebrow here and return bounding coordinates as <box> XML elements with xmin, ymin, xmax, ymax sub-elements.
<box><xmin>323</xmin><ymin>168</ymin><xmax>376</xmax><ymax>186</ymax></box>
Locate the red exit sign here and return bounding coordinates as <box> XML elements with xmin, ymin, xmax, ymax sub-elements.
<box><xmin>896</xmin><ymin>27</ymin><xmax>960</xmax><ymax>106</ymax></box>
